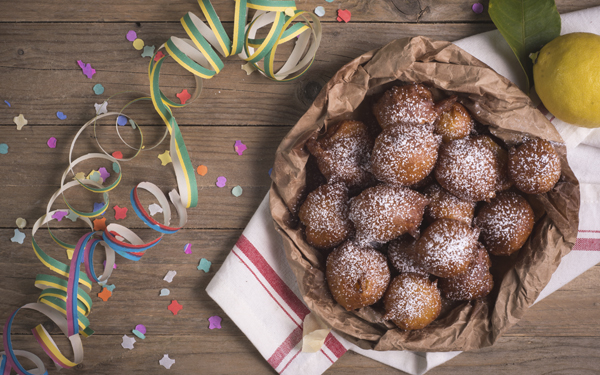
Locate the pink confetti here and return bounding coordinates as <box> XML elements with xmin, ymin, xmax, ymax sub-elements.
<box><xmin>135</xmin><ymin>324</ymin><xmax>146</xmax><ymax>335</ymax></box>
<box><xmin>216</xmin><ymin>176</ymin><xmax>227</xmax><ymax>188</ymax></box>
<box><xmin>472</xmin><ymin>2</ymin><xmax>484</xmax><ymax>13</ymax></box>
<box><xmin>77</xmin><ymin>60</ymin><xmax>96</xmax><ymax>79</ymax></box>
<box><xmin>184</xmin><ymin>243</ymin><xmax>192</xmax><ymax>254</ymax></box>
<box><xmin>234</xmin><ymin>140</ymin><xmax>247</xmax><ymax>156</ymax></box>
<box><xmin>52</xmin><ymin>211</ymin><xmax>68</xmax><ymax>221</ymax></box>
<box><xmin>47</xmin><ymin>137</ymin><xmax>57</xmax><ymax>148</ymax></box>
<box><xmin>103</xmin><ymin>260</ymin><xmax>117</xmax><ymax>270</ymax></box>
<box><xmin>154</xmin><ymin>51</ymin><xmax>165</xmax><ymax>62</ymax></box>
<box><xmin>126</xmin><ymin>30</ymin><xmax>137</xmax><ymax>42</ymax></box>
<box><xmin>208</xmin><ymin>315</ymin><xmax>222</xmax><ymax>329</ymax></box>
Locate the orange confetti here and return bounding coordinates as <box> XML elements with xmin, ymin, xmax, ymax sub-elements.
<box><xmin>197</xmin><ymin>165</ymin><xmax>208</xmax><ymax>176</ymax></box>
<box><xmin>93</xmin><ymin>217</ymin><xmax>107</xmax><ymax>231</ymax></box>
<box><xmin>98</xmin><ymin>287</ymin><xmax>112</xmax><ymax>301</ymax></box>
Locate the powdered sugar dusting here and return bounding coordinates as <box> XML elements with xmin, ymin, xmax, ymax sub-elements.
<box><xmin>439</xmin><ymin>244</ymin><xmax>493</xmax><ymax>300</ymax></box>
<box><xmin>424</xmin><ymin>184</ymin><xmax>475</xmax><ymax>224</ymax></box>
<box><xmin>383</xmin><ymin>273</ymin><xmax>441</xmax><ymax>330</ymax></box>
<box><xmin>388</xmin><ymin>238</ymin><xmax>428</xmax><ymax>275</ymax></box>
<box><xmin>509</xmin><ymin>138</ymin><xmax>561</xmax><ymax>194</ymax></box>
<box><xmin>373</xmin><ymin>84</ymin><xmax>439</xmax><ymax>129</ymax></box>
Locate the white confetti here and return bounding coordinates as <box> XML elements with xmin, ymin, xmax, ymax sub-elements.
<box><xmin>94</xmin><ymin>101</ymin><xmax>108</xmax><ymax>115</ymax></box>
<box><xmin>121</xmin><ymin>335</ymin><xmax>136</xmax><ymax>350</ymax></box>
<box><xmin>149</xmin><ymin>203</ymin><xmax>163</xmax><ymax>216</ymax></box>
<box><xmin>163</xmin><ymin>270</ymin><xmax>177</xmax><ymax>283</ymax></box>
<box><xmin>159</xmin><ymin>354</ymin><xmax>175</xmax><ymax>369</ymax></box>
<box><xmin>314</xmin><ymin>6</ymin><xmax>325</xmax><ymax>17</ymax></box>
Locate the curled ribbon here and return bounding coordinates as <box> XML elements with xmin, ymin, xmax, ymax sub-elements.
<box><xmin>1</xmin><ymin>0</ymin><xmax>321</xmax><ymax>374</ymax></box>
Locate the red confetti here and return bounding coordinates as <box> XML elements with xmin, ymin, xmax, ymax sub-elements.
<box><xmin>112</xmin><ymin>151</ymin><xmax>123</xmax><ymax>159</ymax></box>
<box><xmin>168</xmin><ymin>300</ymin><xmax>183</xmax><ymax>315</ymax></box>
<box><xmin>154</xmin><ymin>50</ymin><xmax>165</xmax><ymax>62</ymax></box>
<box><xmin>114</xmin><ymin>205</ymin><xmax>128</xmax><ymax>220</ymax></box>
<box><xmin>337</xmin><ymin>9</ymin><xmax>351</xmax><ymax>23</ymax></box>
<box><xmin>176</xmin><ymin>89</ymin><xmax>192</xmax><ymax>105</ymax></box>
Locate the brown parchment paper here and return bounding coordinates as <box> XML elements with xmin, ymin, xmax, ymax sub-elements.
<box><xmin>269</xmin><ymin>36</ymin><xmax>580</xmax><ymax>352</ymax></box>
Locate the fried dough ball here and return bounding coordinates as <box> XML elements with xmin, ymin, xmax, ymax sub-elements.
<box><xmin>372</xmin><ymin>83</ymin><xmax>439</xmax><ymax>130</ymax></box>
<box><xmin>474</xmin><ymin>191</ymin><xmax>535</xmax><ymax>256</ymax></box>
<box><xmin>306</xmin><ymin>120</ymin><xmax>374</xmax><ymax>189</ymax></box>
<box><xmin>298</xmin><ymin>183</ymin><xmax>353</xmax><ymax>250</ymax></box>
<box><xmin>423</xmin><ymin>184</ymin><xmax>476</xmax><ymax>225</ymax></box>
<box><xmin>349</xmin><ymin>185</ymin><xmax>429</xmax><ymax>243</ymax></box>
<box><xmin>415</xmin><ymin>219</ymin><xmax>479</xmax><ymax>278</ymax></box>
<box><xmin>434</xmin><ymin>137</ymin><xmax>498</xmax><ymax>202</ymax></box>
<box><xmin>370</xmin><ymin>124</ymin><xmax>441</xmax><ymax>186</ymax></box>
<box><xmin>326</xmin><ymin>241</ymin><xmax>390</xmax><ymax>311</ymax></box>
<box><xmin>387</xmin><ymin>236</ymin><xmax>428</xmax><ymax>275</ymax></box>
<box><xmin>508</xmin><ymin>138</ymin><xmax>561</xmax><ymax>194</ymax></box>
<box><xmin>383</xmin><ymin>273</ymin><xmax>442</xmax><ymax>330</ymax></box>
<box><xmin>433</xmin><ymin>96</ymin><xmax>473</xmax><ymax>142</ymax></box>
<box><xmin>475</xmin><ymin>135</ymin><xmax>513</xmax><ymax>191</ymax></box>
<box><xmin>439</xmin><ymin>243</ymin><xmax>494</xmax><ymax>300</ymax></box>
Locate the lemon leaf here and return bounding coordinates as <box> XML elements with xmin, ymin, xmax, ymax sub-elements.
<box><xmin>489</xmin><ymin>0</ymin><xmax>561</xmax><ymax>92</ymax></box>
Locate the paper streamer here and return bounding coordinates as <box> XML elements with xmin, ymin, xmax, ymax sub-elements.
<box><xmin>0</xmin><ymin>0</ymin><xmax>321</xmax><ymax>374</ymax></box>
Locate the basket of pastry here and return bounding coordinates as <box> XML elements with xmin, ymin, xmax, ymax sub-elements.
<box><xmin>269</xmin><ymin>36</ymin><xmax>579</xmax><ymax>352</ymax></box>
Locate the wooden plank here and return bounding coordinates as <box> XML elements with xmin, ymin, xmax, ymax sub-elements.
<box><xmin>0</xmin><ymin>22</ymin><xmax>495</xmax><ymax>127</ymax></box>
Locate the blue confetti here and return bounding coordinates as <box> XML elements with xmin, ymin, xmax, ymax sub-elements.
<box><xmin>0</xmin><ymin>144</ymin><xmax>8</xmax><ymax>154</ymax></box>
<box><xmin>268</xmin><ymin>168</ymin><xmax>273</xmax><ymax>176</ymax></box>
<box><xmin>93</xmin><ymin>202</ymin><xmax>105</xmax><ymax>213</ymax></box>
<box><xmin>56</xmin><ymin>111</ymin><xmax>67</xmax><ymax>120</ymax></box>
<box><xmin>4</xmin><ymin>100</ymin><xmax>10</xmax><ymax>107</ymax></box>
<box><xmin>117</xmin><ymin>115</ymin><xmax>128</xmax><ymax>126</ymax></box>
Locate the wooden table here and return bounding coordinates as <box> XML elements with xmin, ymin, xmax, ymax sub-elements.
<box><xmin>1</xmin><ymin>1</ymin><xmax>599</xmax><ymax>374</ymax></box>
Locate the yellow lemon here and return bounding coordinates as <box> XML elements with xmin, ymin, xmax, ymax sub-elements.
<box><xmin>533</xmin><ymin>32</ymin><xmax>600</xmax><ymax>128</ymax></box>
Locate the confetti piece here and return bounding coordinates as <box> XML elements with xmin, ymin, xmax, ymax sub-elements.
<box><xmin>268</xmin><ymin>167</ymin><xmax>273</xmax><ymax>176</ymax></box>
<box><xmin>105</xmin><ymin>284</ymin><xmax>116</xmax><ymax>292</ymax></box>
<box><xmin>159</xmin><ymin>288</ymin><xmax>170</xmax><ymax>296</ymax></box>
<box><xmin>66</xmin><ymin>210</ymin><xmax>78</xmax><ymax>222</ymax></box>
<box><xmin>56</xmin><ymin>111</ymin><xmax>68</xmax><ymax>120</ymax></box>
<box><xmin>52</xmin><ymin>211</ymin><xmax>68</xmax><ymax>221</ymax></box>
<box><xmin>92</xmin><ymin>83</ymin><xmax>105</xmax><ymax>95</ymax></box>
<box><xmin>112</xmin><ymin>151</ymin><xmax>123</xmax><ymax>159</ymax></box>
<box><xmin>95</xmin><ymin>101</ymin><xmax>108</xmax><ymax>115</ymax></box>
<box><xmin>326</xmin><ymin>0</ymin><xmax>334</xmax><ymax>2</ymax></box>
<box><xmin>0</xmin><ymin>144</ymin><xmax>8</xmax><ymax>154</ymax></box>
<box><xmin>73</xmin><ymin>172</ymin><xmax>85</xmax><ymax>181</ymax></box>
<box><xmin>167</xmin><ymin>300</ymin><xmax>183</xmax><ymax>315</ymax></box>
<box><xmin>112</xmin><ymin>163</ymin><xmax>120</xmax><ymax>176</ymax></box>
<box><xmin>117</xmin><ymin>115</ymin><xmax>128</xmax><ymax>126</ymax></box>
<box><xmin>216</xmin><ymin>176</ymin><xmax>227</xmax><ymax>188</ymax></box>
<box><xmin>197</xmin><ymin>165</ymin><xmax>208</xmax><ymax>176</ymax></box>
<box><xmin>234</xmin><ymin>140</ymin><xmax>247</xmax><ymax>156</ymax></box>
<box><xmin>89</xmin><ymin>170</ymin><xmax>102</xmax><ymax>183</ymax></box>
<box><xmin>98</xmin><ymin>167</ymin><xmax>110</xmax><ymax>181</ymax></box>
<box><xmin>4</xmin><ymin>100</ymin><xmax>11</xmax><ymax>107</ymax></box>
<box><xmin>472</xmin><ymin>2</ymin><xmax>484</xmax><ymax>13</ymax></box>
<box><xmin>337</xmin><ymin>9</ymin><xmax>351</xmax><ymax>23</ymax></box>
<box><xmin>93</xmin><ymin>217</ymin><xmax>107</xmax><ymax>231</ymax></box>
<box><xmin>163</xmin><ymin>270</ymin><xmax>177</xmax><ymax>283</ymax></box>
<box><xmin>314</xmin><ymin>6</ymin><xmax>325</xmax><ymax>17</ymax></box>
<box><xmin>184</xmin><ymin>243</ymin><xmax>192</xmax><ymax>254</ymax></box>
<box><xmin>132</xmin><ymin>330</ymin><xmax>145</xmax><ymax>340</ymax></box>
<box><xmin>114</xmin><ymin>205</ymin><xmax>128</xmax><ymax>220</ymax></box>
<box><xmin>93</xmin><ymin>202</ymin><xmax>104</xmax><ymax>212</ymax></box>
<box><xmin>47</xmin><ymin>137</ymin><xmax>57</xmax><ymax>149</ymax></box>
<box><xmin>158</xmin><ymin>150</ymin><xmax>172</xmax><ymax>166</ymax></box>
<box><xmin>241</xmin><ymin>62</ymin><xmax>257</xmax><ymax>75</ymax></box>
<box><xmin>154</xmin><ymin>50</ymin><xmax>165</xmax><ymax>62</ymax></box>
<box><xmin>132</xmin><ymin>38</ymin><xmax>144</xmax><ymax>50</ymax></box>
<box><xmin>208</xmin><ymin>315</ymin><xmax>222</xmax><ymax>329</ymax></box>
<box><xmin>129</xmin><ymin>119</ymin><xmax>137</xmax><ymax>129</ymax></box>
<box><xmin>231</xmin><ymin>185</ymin><xmax>243</xmax><ymax>197</ymax></box>
<box><xmin>11</xmin><ymin>229</ymin><xmax>25</xmax><ymax>244</ymax></box>
<box><xmin>103</xmin><ymin>260</ymin><xmax>117</xmax><ymax>270</ymax></box>
<box><xmin>159</xmin><ymin>354</ymin><xmax>175</xmax><ymax>370</ymax></box>
<box><xmin>197</xmin><ymin>258</ymin><xmax>212</xmax><ymax>273</ymax></box>
<box><xmin>149</xmin><ymin>203</ymin><xmax>163</xmax><ymax>216</ymax></box>
<box><xmin>13</xmin><ymin>114</ymin><xmax>27</xmax><ymax>130</ymax></box>
<box><xmin>126</xmin><ymin>30</ymin><xmax>137</xmax><ymax>42</ymax></box>
<box><xmin>121</xmin><ymin>335</ymin><xmax>136</xmax><ymax>350</ymax></box>
<box><xmin>16</xmin><ymin>218</ymin><xmax>26</xmax><ymax>229</ymax></box>
<box><xmin>141</xmin><ymin>45</ymin><xmax>155</xmax><ymax>58</ymax></box>
<box><xmin>77</xmin><ymin>60</ymin><xmax>96</xmax><ymax>79</ymax></box>
<box><xmin>98</xmin><ymin>287</ymin><xmax>112</xmax><ymax>301</ymax></box>
<box><xmin>176</xmin><ymin>89</ymin><xmax>192</xmax><ymax>104</ymax></box>
<box><xmin>135</xmin><ymin>324</ymin><xmax>146</xmax><ymax>335</ymax></box>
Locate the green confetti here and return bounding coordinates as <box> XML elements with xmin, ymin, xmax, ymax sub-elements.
<box><xmin>231</xmin><ymin>185</ymin><xmax>243</xmax><ymax>197</ymax></box>
<box><xmin>197</xmin><ymin>258</ymin><xmax>212</xmax><ymax>273</ymax></box>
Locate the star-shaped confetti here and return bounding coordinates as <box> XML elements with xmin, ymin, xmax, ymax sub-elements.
<box><xmin>95</xmin><ymin>101</ymin><xmax>108</xmax><ymax>115</ymax></box>
<box><xmin>98</xmin><ymin>167</ymin><xmax>110</xmax><ymax>181</ymax></box>
<box><xmin>208</xmin><ymin>315</ymin><xmax>222</xmax><ymax>329</ymax></box>
<box><xmin>167</xmin><ymin>300</ymin><xmax>183</xmax><ymax>315</ymax></box>
<box><xmin>52</xmin><ymin>211</ymin><xmax>68</xmax><ymax>221</ymax></box>
<box><xmin>158</xmin><ymin>150</ymin><xmax>172</xmax><ymax>166</ymax></box>
<box><xmin>176</xmin><ymin>89</ymin><xmax>192</xmax><ymax>104</ymax></box>
<box><xmin>11</xmin><ymin>229</ymin><xmax>25</xmax><ymax>244</ymax></box>
<box><xmin>93</xmin><ymin>217</ymin><xmax>107</xmax><ymax>231</ymax></box>
<box><xmin>163</xmin><ymin>270</ymin><xmax>176</xmax><ymax>283</ymax></box>
<box><xmin>77</xmin><ymin>60</ymin><xmax>96</xmax><ymax>79</ymax></box>
<box><xmin>159</xmin><ymin>354</ymin><xmax>175</xmax><ymax>370</ymax></box>
<box><xmin>234</xmin><ymin>140</ymin><xmax>247</xmax><ymax>156</ymax></box>
<box><xmin>98</xmin><ymin>287</ymin><xmax>112</xmax><ymax>301</ymax></box>
<box><xmin>149</xmin><ymin>203</ymin><xmax>163</xmax><ymax>216</ymax></box>
<box><xmin>114</xmin><ymin>205</ymin><xmax>127</xmax><ymax>220</ymax></box>
<box><xmin>13</xmin><ymin>114</ymin><xmax>28</xmax><ymax>130</ymax></box>
<box><xmin>66</xmin><ymin>210</ymin><xmax>79</xmax><ymax>222</ymax></box>
<box><xmin>141</xmin><ymin>45</ymin><xmax>155</xmax><ymax>58</ymax></box>
<box><xmin>105</xmin><ymin>284</ymin><xmax>116</xmax><ymax>292</ymax></box>
<box><xmin>197</xmin><ymin>258</ymin><xmax>211</xmax><ymax>273</ymax></box>
<box><xmin>154</xmin><ymin>50</ymin><xmax>165</xmax><ymax>62</ymax></box>
<box><xmin>241</xmin><ymin>62</ymin><xmax>257</xmax><ymax>75</ymax></box>
<box><xmin>121</xmin><ymin>335</ymin><xmax>136</xmax><ymax>350</ymax></box>
<box><xmin>184</xmin><ymin>243</ymin><xmax>192</xmax><ymax>254</ymax></box>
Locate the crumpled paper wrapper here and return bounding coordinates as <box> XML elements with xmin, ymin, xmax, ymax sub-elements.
<box><xmin>269</xmin><ymin>36</ymin><xmax>580</xmax><ymax>352</ymax></box>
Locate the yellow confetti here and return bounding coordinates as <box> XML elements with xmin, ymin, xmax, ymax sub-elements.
<box><xmin>132</xmin><ymin>38</ymin><xmax>145</xmax><ymax>50</ymax></box>
<box><xmin>16</xmin><ymin>218</ymin><xmax>26</xmax><ymax>229</ymax></box>
<box><xmin>241</xmin><ymin>62</ymin><xmax>257</xmax><ymax>75</ymax></box>
<box><xmin>158</xmin><ymin>150</ymin><xmax>172</xmax><ymax>166</ymax></box>
<box><xmin>285</xmin><ymin>7</ymin><xmax>295</xmax><ymax>16</ymax></box>
<box><xmin>13</xmin><ymin>114</ymin><xmax>28</xmax><ymax>130</ymax></box>
<box><xmin>73</xmin><ymin>172</ymin><xmax>86</xmax><ymax>181</ymax></box>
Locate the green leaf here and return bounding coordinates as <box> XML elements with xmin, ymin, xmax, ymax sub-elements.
<box><xmin>489</xmin><ymin>0</ymin><xmax>561</xmax><ymax>92</ymax></box>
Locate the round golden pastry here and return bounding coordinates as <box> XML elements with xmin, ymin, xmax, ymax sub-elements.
<box><xmin>370</xmin><ymin>124</ymin><xmax>441</xmax><ymax>186</ymax></box>
<box><xmin>508</xmin><ymin>138</ymin><xmax>561</xmax><ymax>194</ymax></box>
<box><xmin>474</xmin><ymin>191</ymin><xmax>535</xmax><ymax>256</ymax></box>
<box><xmin>475</xmin><ymin>135</ymin><xmax>513</xmax><ymax>191</ymax></box>
<box><xmin>423</xmin><ymin>184</ymin><xmax>476</xmax><ymax>225</ymax></box>
<box><xmin>349</xmin><ymin>185</ymin><xmax>429</xmax><ymax>243</ymax></box>
<box><xmin>434</xmin><ymin>137</ymin><xmax>498</xmax><ymax>202</ymax></box>
<box><xmin>433</xmin><ymin>96</ymin><xmax>473</xmax><ymax>142</ymax></box>
<box><xmin>372</xmin><ymin>83</ymin><xmax>439</xmax><ymax>130</ymax></box>
<box><xmin>306</xmin><ymin>120</ymin><xmax>374</xmax><ymax>189</ymax></box>
<box><xmin>415</xmin><ymin>218</ymin><xmax>479</xmax><ymax>278</ymax></box>
<box><xmin>383</xmin><ymin>273</ymin><xmax>442</xmax><ymax>330</ymax></box>
<box><xmin>387</xmin><ymin>236</ymin><xmax>428</xmax><ymax>275</ymax></box>
<box><xmin>326</xmin><ymin>241</ymin><xmax>390</xmax><ymax>311</ymax></box>
<box><xmin>438</xmin><ymin>243</ymin><xmax>494</xmax><ymax>300</ymax></box>
<box><xmin>298</xmin><ymin>183</ymin><xmax>353</xmax><ymax>250</ymax></box>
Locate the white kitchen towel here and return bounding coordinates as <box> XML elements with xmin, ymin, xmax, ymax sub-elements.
<box><xmin>207</xmin><ymin>6</ymin><xmax>600</xmax><ymax>375</ymax></box>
